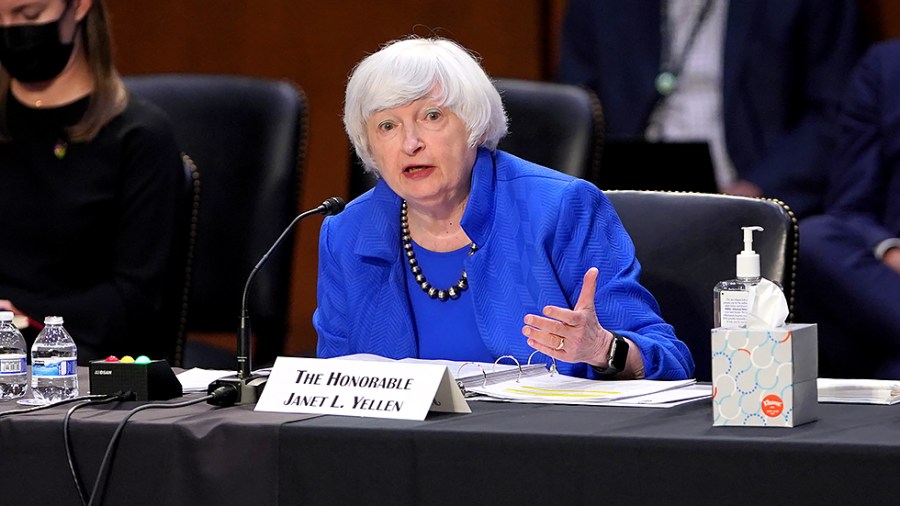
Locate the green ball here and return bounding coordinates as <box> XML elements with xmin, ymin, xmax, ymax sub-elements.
<box><xmin>135</xmin><ymin>355</ymin><xmax>152</xmax><ymax>364</ymax></box>
<box><xmin>655</xmin><ymin>72</ymin><xmax>678</xmax><ymax>96</ymax></box>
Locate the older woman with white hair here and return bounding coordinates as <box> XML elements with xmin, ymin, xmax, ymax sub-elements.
<box><xmin>314</xmin><ymin>37</ymin><xmax>694</xmax><ymax>379</ymax></box>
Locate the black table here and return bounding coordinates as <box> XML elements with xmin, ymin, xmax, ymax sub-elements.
<box><xmin>2</xmin><ymin>371</ymin><xmax>900</xmax><ymax>505</ymax></box>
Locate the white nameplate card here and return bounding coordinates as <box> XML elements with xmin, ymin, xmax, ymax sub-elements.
<box><xmin>254</xmin><ymin>356</ymin><xmax>471</xmax><ymax>420</ymax></box>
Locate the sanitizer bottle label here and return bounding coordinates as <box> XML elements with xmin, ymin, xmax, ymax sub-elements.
<box><xmin>719</xmin><ymin>291</ymin><xmax>750</xmax><ymax>328</ymax></box>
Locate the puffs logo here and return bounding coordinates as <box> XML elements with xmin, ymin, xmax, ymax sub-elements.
<box><xmin>761</xmin><ymin>394</ymin><xmax>784</xmax><ymax>417</ymax></box>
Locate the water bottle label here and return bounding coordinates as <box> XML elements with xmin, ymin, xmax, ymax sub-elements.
<box><xmin>0</xmin><ymin>354</ymin><xmax>26</xmax><ymax>374</ymax></box>
<box><xmin>32</xmin><ymin>358</ymin><xmax>77</xmax><ymax>377</ymax></box>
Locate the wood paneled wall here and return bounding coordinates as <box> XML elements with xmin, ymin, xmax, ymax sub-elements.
<box><xmin>105</xmin><ymin>0</ymin><xmax>564</xmax><ymax>356</ymax></box>
<box><xmin>104</xmin><ymin>0</ymin><xmax>895</xmax><ymax>358</ymax></box>
<box><xmin>860</xmin><ymin>0</ymin><xmax>900</xmax><ymax>38</ymax></box>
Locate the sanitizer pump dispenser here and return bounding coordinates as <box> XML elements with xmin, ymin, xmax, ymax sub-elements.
<box><xmin>713</xmin><ymin>226</ymin><xmax>763</xmax><ymax>328</ymax></box>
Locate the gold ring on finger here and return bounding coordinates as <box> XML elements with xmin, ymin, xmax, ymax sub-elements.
<box><xmin>555</xmin><ymin>337</ymin><xmax>565</xmax><ymax>351</ymax></box>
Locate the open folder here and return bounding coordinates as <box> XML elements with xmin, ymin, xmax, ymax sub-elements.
<box><xmin>341</xmin><ymin>354</ymin><xmax>707</xmax><ymax>408</ymax></box>
<box><xmin>465</xmin><ymin>371</ymin><xmax>697</xmax><ymax>406</ymax></box>
<box><xmin>339</xmin><ymin>354</ymin><xmax>546</xmax><ymax>396</ymax></box>
<box><xmin>451</xmin><ymin>360</ymin><xmax>547</xmax><ymax>396</ymax></box>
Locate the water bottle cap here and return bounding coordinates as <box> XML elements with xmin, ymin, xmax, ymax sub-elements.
<box><xmin>0</xmin><ymin>311</ymin><xmax>13</xmax><ymax>322</ymax></box>
<box><xmin>44</xmin><ymin>316</ymin><xmax>64</xmax><ymax>325</ymax></box>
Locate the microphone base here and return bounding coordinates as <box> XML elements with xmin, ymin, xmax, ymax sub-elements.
<box><xmin>207</xmin><ymin>373</ymin><xmax>267</xmax><ymax>406</ymax></box>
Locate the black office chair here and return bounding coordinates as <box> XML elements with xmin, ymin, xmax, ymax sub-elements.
<box><xmin>605</xmin><ymin>190</ymin><xmax>798</xmax><ymax>381</ymax></box>
<box><xmin>494</xmin><ymin>78</ymin><xmax>603</xmax><ymax>179</ymax></box>
<box><xmin>125</xmin><ymin>74</ymin><xmax>307</xmax><ymax>368</ymax></box>
<box><xmin>347</xmin><ymin>78</ymin><xmax>604</xmax><ymax>198</ymax></box>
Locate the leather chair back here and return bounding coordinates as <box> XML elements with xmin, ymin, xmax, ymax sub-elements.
<box><xmin>155</xmin><ymin>155</ymin><xmax>200</xmax><ymax>367</ymax></box>
<box><xmin>605</xmin><ymin>190</ymin><xmax>798</xmax><ymax>381</ymax></box>
<box><xmin>125</xmin><ymin>74</ymin><xmax>307</xmax><ymax>367</ymax></box>
<box><xmin>494</xmin><ymin>78</ymin><xmax>603</xmax><ymax>179</ymax></box>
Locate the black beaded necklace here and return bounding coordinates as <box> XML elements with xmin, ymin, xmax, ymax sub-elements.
<box><xmin>401</xmin><ymin>200</ymin><xmax>477</xmax><ymax>302</ymax></box>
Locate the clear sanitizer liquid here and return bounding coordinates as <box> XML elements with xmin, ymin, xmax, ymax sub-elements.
<box><xmin>714</xmin><ymin>277</ymin><xmax>759</xmax><ymax>328</ymax></box>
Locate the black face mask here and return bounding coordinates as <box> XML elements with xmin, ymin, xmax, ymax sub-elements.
<box><xmin>0</xmin><ymin>3</ymin><xmax>78</xmax><ymax>83</ymax></box>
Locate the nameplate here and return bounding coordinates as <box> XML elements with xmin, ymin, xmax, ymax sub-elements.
<box><xmin>254</xmin><ymin>357</ymin><xmax>470</xmax><ymax>420</ymax></box>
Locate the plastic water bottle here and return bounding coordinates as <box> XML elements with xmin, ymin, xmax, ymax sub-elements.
<box><xmin>0</xmin><ymin>311</ymin><xmax>27</xmax><ymax>399</ymax></box>
<box><xmin>31</xmin><ymin>316</ymin><xmax>78</xmax><ymax>403</ymax></box>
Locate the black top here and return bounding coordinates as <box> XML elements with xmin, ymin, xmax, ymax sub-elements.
<box><xmin>0</xmin><ymin>91</ymin><xmax>183</xmax><ymax>362</ymax></box>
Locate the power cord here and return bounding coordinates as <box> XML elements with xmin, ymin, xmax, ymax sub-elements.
<box><xmin>64</xmin><ymin>391</ymin><xmax>137</xmax><ymax>506</ymax></box>
<box><xmin>87</xmin><ymin>385</ymin><xmax>238</xmax><ymax>506</ymax></box>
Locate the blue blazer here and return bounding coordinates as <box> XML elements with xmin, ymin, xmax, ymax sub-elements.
<box><xmin>314</xmin><ymin>149</ymin><xmax>694</xmax><ymax>380</ymax></box>
<box><xmin>558</xmin><ymin>0</ymin><xmax>862</xmax><ymax>218</ymax></box>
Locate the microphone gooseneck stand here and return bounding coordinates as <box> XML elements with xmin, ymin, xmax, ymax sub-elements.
<box><xmin>208</xmin><ymin>197</ymin><xmax>346</xmax><ymax>406</ymax></box>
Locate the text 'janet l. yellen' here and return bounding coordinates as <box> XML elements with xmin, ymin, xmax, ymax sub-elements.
<box><xmin>282</xmin><ymin>370</ymin><xmax>415</xmax><ymax>413</ymax></box>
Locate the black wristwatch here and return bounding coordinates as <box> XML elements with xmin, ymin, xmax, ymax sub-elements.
<box><xmin>591</xmin><ymin>332</ymin><xmax>629</xmax><ymax>377</ymax></box>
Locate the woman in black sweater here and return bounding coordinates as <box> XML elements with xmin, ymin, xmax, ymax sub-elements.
<box><xmin>0</xmin><ymin>0</ymin><xmax>183</xmax><ymax>363</ymax></box>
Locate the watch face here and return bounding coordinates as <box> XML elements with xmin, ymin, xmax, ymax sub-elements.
<box><xmin>610</xmin><ymin>335</ymin><xmax>629</xmax><ymax>371</ymax></box>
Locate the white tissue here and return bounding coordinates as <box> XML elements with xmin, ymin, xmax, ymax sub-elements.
<box><xmin>746</xmin><ymin>278</ymin><xmax>789</xmax><ymax>328</ymax></box>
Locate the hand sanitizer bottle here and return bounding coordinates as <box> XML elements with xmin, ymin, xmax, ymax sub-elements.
<box><xmin>714</xmin><ymin>226</ymin><xmax>763</xmax><ymax>328</ymax></box>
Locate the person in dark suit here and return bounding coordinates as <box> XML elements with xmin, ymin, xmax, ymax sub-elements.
<box><xmin>798</xmin><ymin>39</ymin><xmax>900</xmax><ymax>379</ymax></box>
<box><xmin>558</xmin><ymin>0</ymin><xmax>863</xmax><ymax>218</ymax></box>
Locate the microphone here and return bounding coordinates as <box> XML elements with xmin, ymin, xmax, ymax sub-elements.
<box><xmin>208</xmin><ymin>196</ymin><xmax>346</xmax><ymax>406</ymax></box>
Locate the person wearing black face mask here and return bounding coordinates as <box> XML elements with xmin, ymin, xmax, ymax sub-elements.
<box><xmin>0</xmin><ymin>0</ymin><xmax>78</xmax><ymax>83</ymax></box>
<box><xmin>0</xmin><ymin>0</ymin><xmax>185</xmax><ymax>365</ymax></box>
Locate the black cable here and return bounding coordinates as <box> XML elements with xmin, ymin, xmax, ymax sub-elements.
<box><xmin>64</xmin><ymin>399</ymin><xmax>93</xmax><ymax>506</ymax></box>
<box><xmin>87</xmin><ymin>386</ymin><xmax>237</xmax><ymax>506</ymax></box>
<box><xmin>64</xmin><ymin>392</ymin><xmax>136</xmax><ymax>506</ymax></box>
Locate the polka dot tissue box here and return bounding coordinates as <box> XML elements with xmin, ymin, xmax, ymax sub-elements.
<box><xmin>712</xmin><ymin>324</ymin><xmax>817</xmax><ymax>427</ymax></box>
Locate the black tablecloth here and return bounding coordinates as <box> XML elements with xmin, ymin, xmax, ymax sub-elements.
<box><xmin>280</xmin><ymin>400</ymin><xmax>900</xmax><ymax>505</ymax></box>
<box><xmin>2</xmin><ymin>370</ymin><xmax>900</xmax><ymax>505</ymax></box>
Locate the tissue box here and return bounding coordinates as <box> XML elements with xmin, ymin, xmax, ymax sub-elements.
<box><xmin>712</xmin><ymin>323</ymin><xmax>817</xmax><ymax>427</ymax></box>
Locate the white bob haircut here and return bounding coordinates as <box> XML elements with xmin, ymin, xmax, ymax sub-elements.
<box><xmin>343</xmin><ymin>37</ymin><xmax>508</xmax><ymax>174</ymax></box>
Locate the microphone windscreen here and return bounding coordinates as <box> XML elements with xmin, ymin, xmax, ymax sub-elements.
<box><xmin>321</xmin><ymin>197</ymin><xmax>346</xmax><ymax>216</ymax></box>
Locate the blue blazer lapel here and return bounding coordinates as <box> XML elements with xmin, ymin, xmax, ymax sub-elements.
<box><xmin>351</xmin><ymin>180</ymin><xmax>418</xmax><ymax>358</ymax></box>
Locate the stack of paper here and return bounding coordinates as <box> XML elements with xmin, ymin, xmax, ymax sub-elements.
<box><xmin>818</xmin><ymin>378</ymin><xmax>900</xmax><ymax>405</ymax></box>
<box><xmin>331</xmin><ymin>353</ymin><xmax>708</xmax><ymax>408</ymax></box>
<box><xmin>466</xmin><ymin>374</ymin><xmax>697</xmax><ymax>406</ymax></box>
<box><xmin>176</xmin><ymin>368</ymin><xmax>235</xmax><ymax>393</ymax></box>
